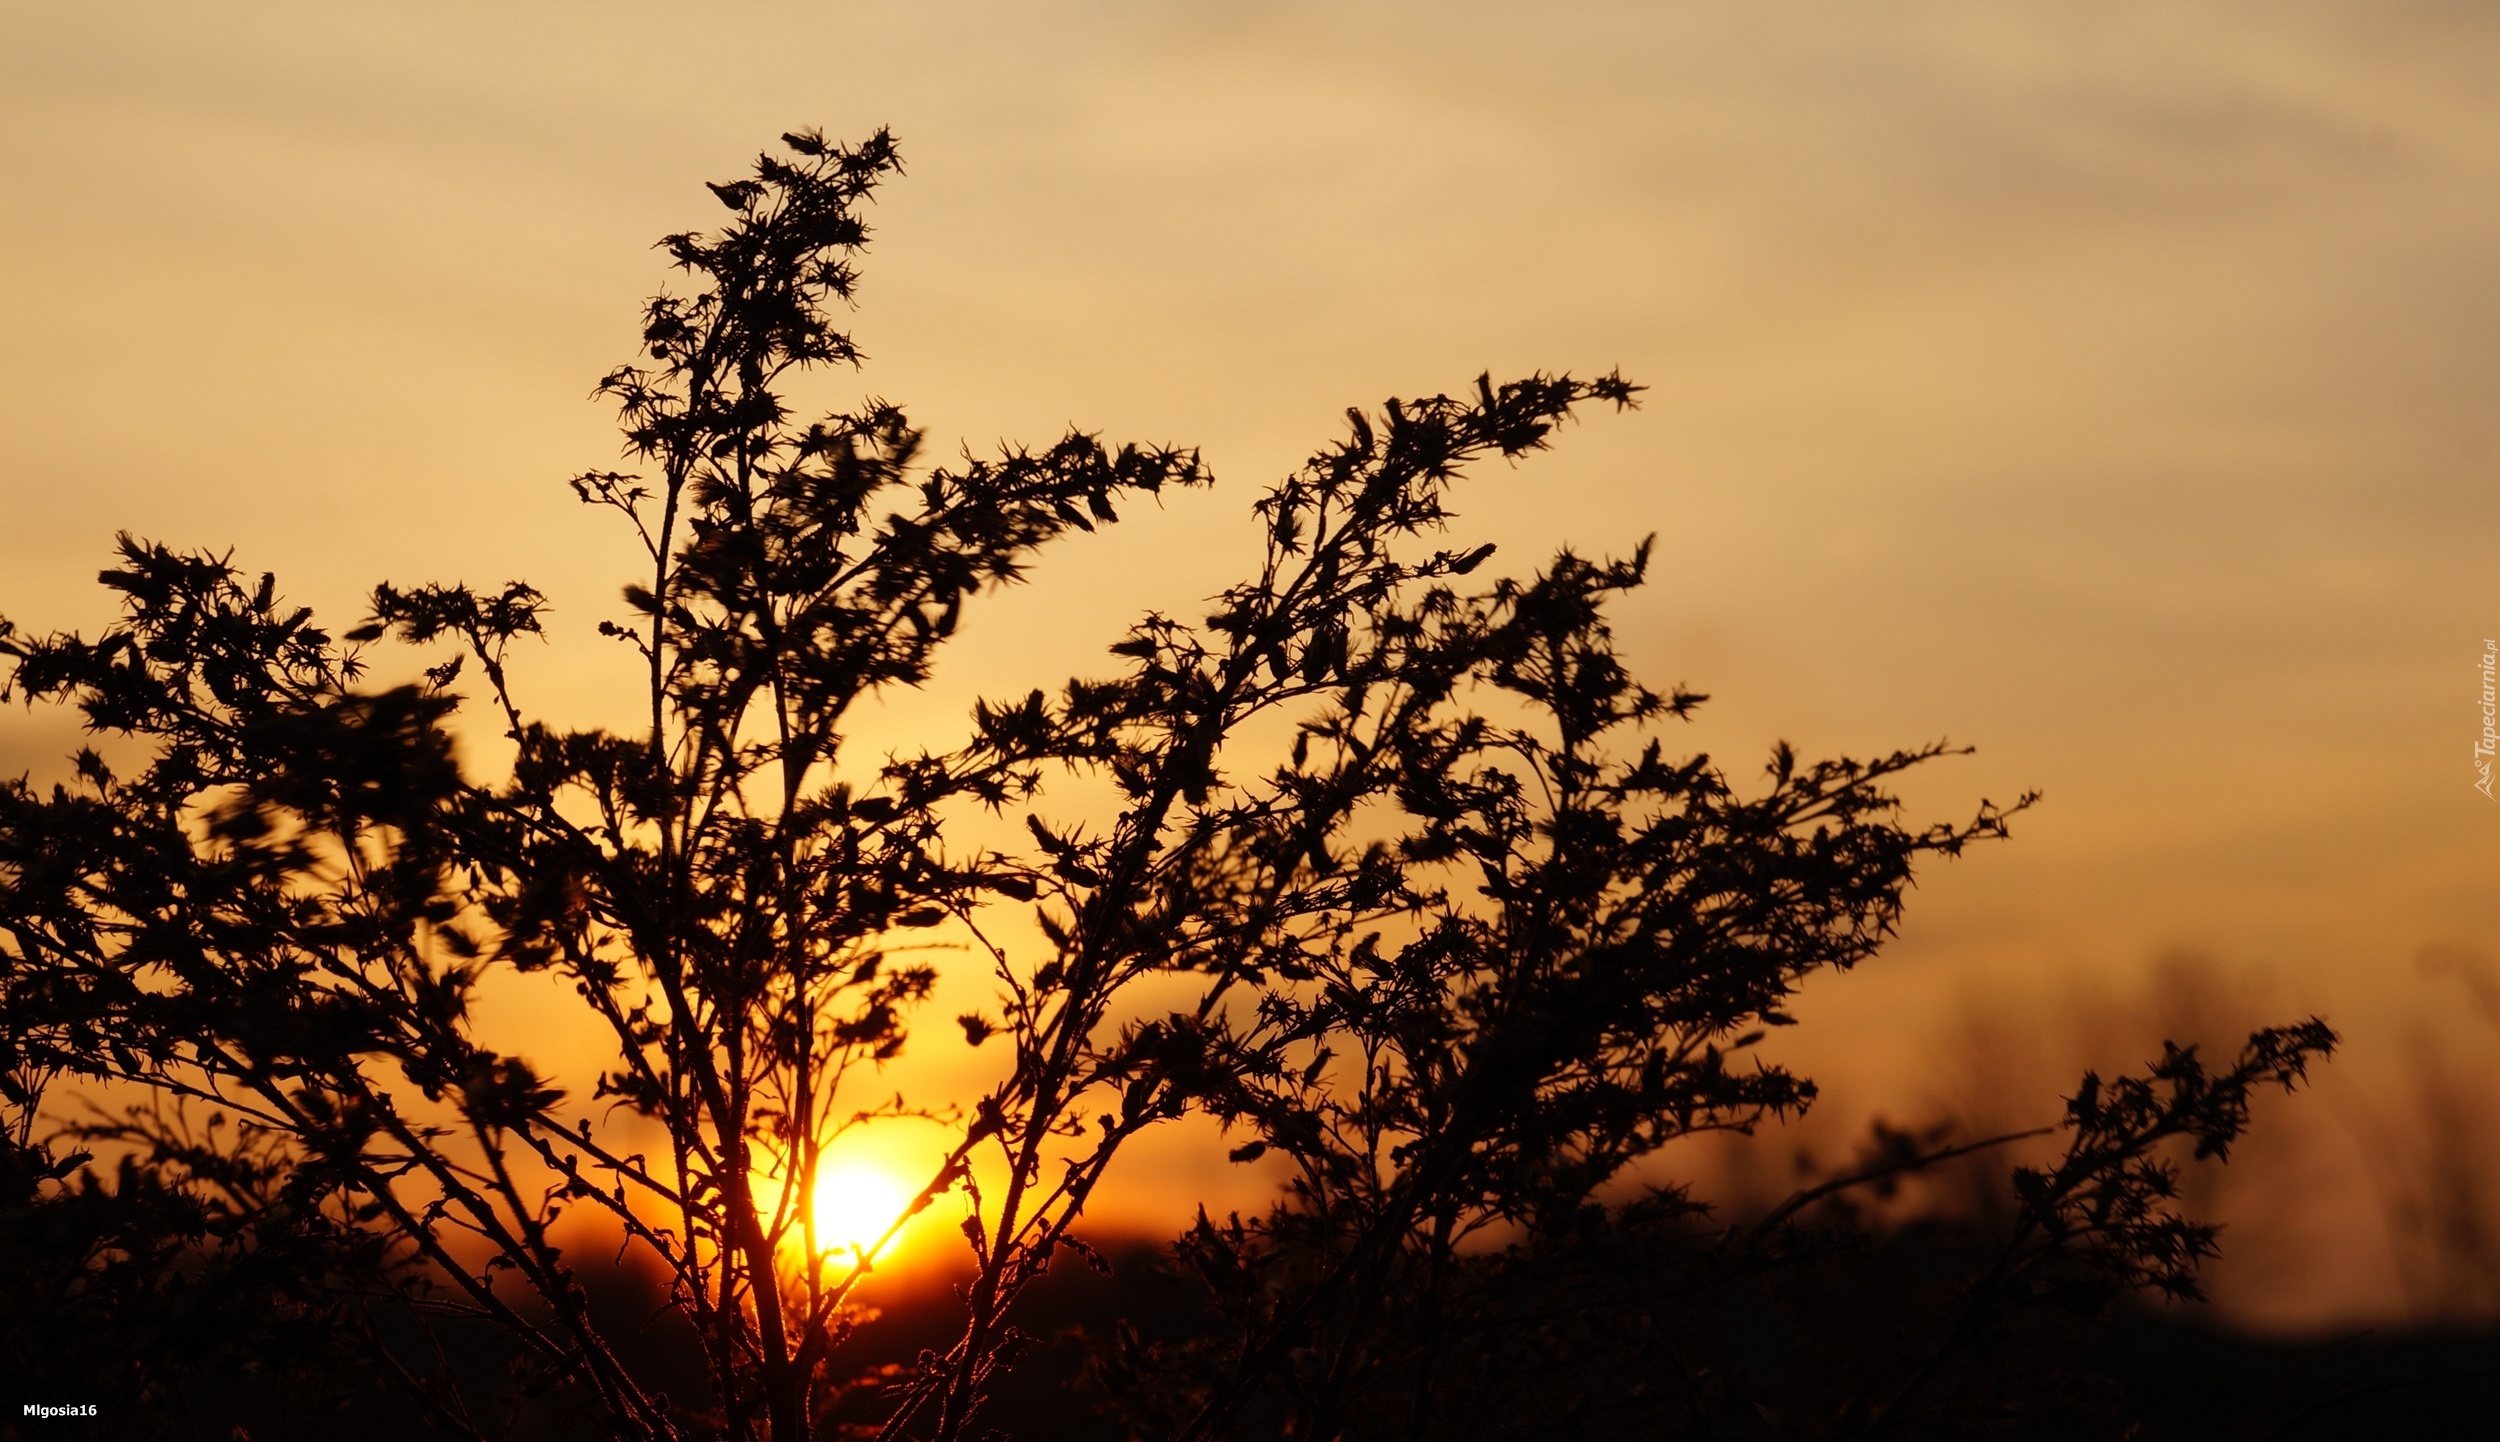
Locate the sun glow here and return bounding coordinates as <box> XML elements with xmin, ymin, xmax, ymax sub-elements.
<box><xmin>810</xmin><ymin>1163</ymin><xmax>912</xmax><ymax>1261</ymax></box>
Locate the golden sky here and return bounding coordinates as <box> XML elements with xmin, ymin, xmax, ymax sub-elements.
<box><xmin>4</xmin><ymin>1</ymin><xmax>2498</xmax><ymax>1330</ymax></box>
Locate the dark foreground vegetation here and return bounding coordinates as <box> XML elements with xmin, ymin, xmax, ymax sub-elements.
<box><xmin>7</xmin><ymin>1216</ymin><xmax>2494</xmax><ymax>1441</ymax></box>
<box><xmin>0</xmin><ymin>129</ymin><xmax>2363</xmax><ymax>1438</ymax></box>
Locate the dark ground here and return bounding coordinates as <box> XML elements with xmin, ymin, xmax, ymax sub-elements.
<box><xmin>8</xmin><ymin>1234</ymin><xmax>2496</xmax><ymax>1441</ymax></box>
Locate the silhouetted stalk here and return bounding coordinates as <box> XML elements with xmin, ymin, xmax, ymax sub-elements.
<box><xmin>0</xmin><ymin>124</ymin><xmax>2341</xmax><ymax>1442</ymax></box>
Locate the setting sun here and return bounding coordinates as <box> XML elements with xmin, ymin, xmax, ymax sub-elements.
<box><xmin>810</xmin><ymin>1163</ymin><xmax>911</xmax><ymax>1261</ymax></box>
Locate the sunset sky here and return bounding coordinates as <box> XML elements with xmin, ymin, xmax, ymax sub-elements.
<box><xmin>4</xmin><ymin>1</ymin><xmax>2497</xmax><ymax>1331</ymax></box>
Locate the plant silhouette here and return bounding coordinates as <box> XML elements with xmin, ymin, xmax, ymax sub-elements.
<box><xmin>0</xmin><ymin>129</ymin><xmax>2333</xmax><ymax>1441</ymax></box>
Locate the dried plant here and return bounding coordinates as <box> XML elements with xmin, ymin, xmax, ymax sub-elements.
<box><xmin>0</xmin><ymin>129</ymin><xmax>2333</xmax><ymax>1442</ymax></box>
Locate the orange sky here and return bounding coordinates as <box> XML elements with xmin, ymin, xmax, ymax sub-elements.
<box><xmin>4</xmin><ymin>1</ymin><xmax>2498</xmax><ymax>1332</ymax></box>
